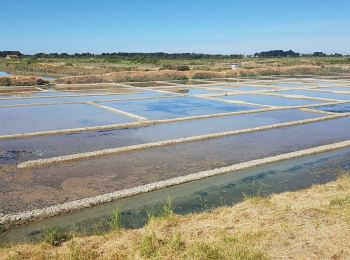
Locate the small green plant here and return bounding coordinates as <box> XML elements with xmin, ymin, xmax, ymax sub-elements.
<box><xmin>108</xmin><ymin>207</ymin><xmax>123</xmax><ymax>231</ymax></box>
<box><xmin>242</xmin><ymin>181</ymin><xmax>272</xmax><ymax>205</ymax></box>
<box><xmin>176</xmin><ymin>65</ymin><xmax>190</xmax><ymax>71</ymax></box>
<box><xmin>167</xmin><ymin>231</ymin><xmax>184</xmax><ymax>251</ymax></box>
<box><xmin>159</xmin><ymin>64</ymin><xmax>175</xmax><ymax>70</ymax></box>
<box><xmin>93</xmin><ymin>222</ymin><xmax>106</xmax><ymax>236</ymax></box>
<box><xmin>147</xmin><ymin>197</ymin><xmax>177</xmax><ymax>226</ymax></box>
<box><xmin>43</xmin><ymin>226</ymin><xmax>72</xmax><ymax>246</ymax></box>
<box><xmin>0</xmin><ymin>224</ymin><xmax>5</xmax><ymax>234</ymax></box>
<box><xmin>329</xmin><ymin>195</ymin><xmax>350</xmax><ymax>207</ymax></box>
<box><xmin>221</xmin><ymin>234</ymin><xmax>267</xmax><ymax>259</ymax></box>
<box><xmin>163</xmin><ymin>197</ymin><xmax>175</xmax><ymax>218</ymax></box>
<box><xmin>190</xmin><ymin>242</ymin><xmax>222</xmax><ymax>259</ymax></box>
<box><xmin>0</xmin><ymin>241</ymin><xmax>13</xmax><ymax>249</ymax></box>
<box><xmin>139</xmin><ymin>232</ymin><xmax>158</xmax><ymax>258</ymax></box>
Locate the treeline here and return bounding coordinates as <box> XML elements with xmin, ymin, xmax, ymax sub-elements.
<box><xmin>254</xmin><ymin>50</ymin><xmax>300</xmax><ymax>57</ymax></box>
<box><xmin>254</xmin><ymin>50</ymin><xmax>346</xmax><ymax>58</ymax></box>
<box><xmin>309</xmin><ymin>52</ymin><xmax>344</xmax><ymax>57</ymax></box>
<box><xmin>31</xmin><ymin>52</ymin><xmax>244</xmax><ymax>59</ymax></box>
<box><xmin>1</xmin><ymin>50</ymin><xmax>347</xmax><ymax>59</ymax></box>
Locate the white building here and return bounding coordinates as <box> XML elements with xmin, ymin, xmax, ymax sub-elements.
<box><xmin>231</xmin><ymin>63</ymin><xmax>240</xmax><ymax>70</ymax></box>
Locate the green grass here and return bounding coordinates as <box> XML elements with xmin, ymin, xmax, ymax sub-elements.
<box><xmin>147</xmin><ymin>197</ymin><xmax>177</xmax><ymax>227</ymax></box>
<box><xmin>189</xmin><ymin>242</ymin><xmax>222</xmax><ymax>259</ymax></box>
<box><xmin>162</xmin><ymin>197</ymin><xmax>175</xmax><ymax>218</ymax></box>
<box><xmin>139</xmin><ymin>232</ymin><xmax>159</xmax><ymax>258</ymax></box>
<box><xmin>329</xmin><ymin>195</ymin><xmax>350</xmax><ymax>207</ymax></box>
<box><xmin>167</xmin><ymin>231</ymin><xmax>185</xmax><ymax>251</ymax></box>
<box><xmin>108</xmin><ymin>207</ymin><xmax>123</xmax><ymax>231</ymax></box>
<box><xmin>43</xmin><ymin>227</ymin><xmax>73</xmax><ymax>247</ymax></box>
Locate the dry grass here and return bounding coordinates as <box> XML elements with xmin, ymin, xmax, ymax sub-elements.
<box><xmin>0</xmin><ymin>66</ymin><xmax>324</xmax><ymax>86</ymax></box>
<box><xmin>2</xmin><ymin>56</ymin><xmax>350</xmax><ymax>86</ymax></box>
<box><xmin>54</xmin><ymin>70</ymin><xmax>191</xmax><ymax>84</ymax></box>
<box><xmin>54</xmin><ymin>65</ymin><xmax>335</xmax><ymax>85</ymax></box>
<box><xmin>2</xmin><ymin>176</ymin><xmax>350</xmax><ymax>259</ymax></box>
<box><xmin>0</xmin><ymin>60</ymin><xmax>133</xmax><ymax>78</ymax></box>
<box><xmin>2</xmin><ymin>56</ymin><xmax>350</xmax><ymax>84</ymax></box>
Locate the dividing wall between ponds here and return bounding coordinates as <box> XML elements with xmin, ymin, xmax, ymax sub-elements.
<box><xmin>0</xmin><ymin>137</ymin><xmax>350</xmax><ymax>225</ymax></box>
<box><xmin>0</xmin><ymin>109</ymin><xmax>326</xmax><ymax>165</ymax></box>
<box><xmin>16</xmin><ymin>112</ymin><xmax>349</xmax><ymax>168</ymax></box>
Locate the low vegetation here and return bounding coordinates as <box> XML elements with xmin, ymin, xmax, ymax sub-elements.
<box><xmin>108</xmin><ymin>208</ymin><xmax>122</xmax><ymax>231</ymax></box>
<box><xmin>43</xmin><ymin>227</ymin><xmax>72</xmax><ymax>247</ymax></box>
<box><xmin>1</xmin><ymin>175</ymin><xmax>350</xmax><ymax>259</ymax></box>
<box><xmin>54</xmin><ymin>64</ymin><xmax>349</xmax><ymax>85</ymax></box>
<box><xmin>1</xmin><ymin>53</ymin><xmax>350</xmax><ymax>85</ymax></box>
<box><xmin>0</xmin><ymin>76</ymin><xmax>48</xmax><ymax>86</ymax></box>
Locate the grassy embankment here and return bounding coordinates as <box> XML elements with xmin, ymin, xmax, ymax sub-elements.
<box><xmin>0</xmin><ymin>76</ymin><xmax>48</xmax><ymax>86</ymax></box>
<box><xmin>1</xmin><ymin>175</ymin><xmax>350</xmax><ymax>259</ymax></box>
<box><xmin>1</xmin><ymin>57</ymin><xmax>350</xmax><ymax>85</ymax></box>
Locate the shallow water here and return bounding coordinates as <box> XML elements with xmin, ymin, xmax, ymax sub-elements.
<box><xmin>218</xmin><ymin>94</ymin><xmax>325</xmax><ymax>106</ymax></box>
<box><xmin>1</xmin><ymin>147</ymin><xmax>350</xmax><ymax>243</ymax></box>
<box><xmin>126</xmin><ymin>82</ymin><xmax>175</xmax><ymax>87</ymax></box>
<box><xmin>40</xmin><ymin>76</ymin><xmax>56</xmax><ymax>81</ymax></box>
<box><xmin>313</xmin><ymin>103</ymin><xmax>350</xmax><ymax>113</ymax></box>
<box><xmin>101</xmin><ymin>96</ymin><xmax>262</xmax><ymax>120</ymax></box>
<box><xmin>168</xmin><ymin>80</ymin><xmax>211</xmax><ymax>85</ymax></box>
<box><xmin>160</xmin><ymin>87</ymin><xmax>224</xmax><ymax>95</ymax></box>
<box><xmin>0</xmin><ymin>91</ymin><xmax>168</xmax><ymax>106</ymax></box>
<box><xmin>0</xmin><ymin>103</ymin><xmax>135</xmax><ymax>135</ymax></box>
<box><xmin>275</xmin><ymin>90</ymin><xmax>350</xmax><ymax>101</ymax></box>
<box><xmin>0</xmin><ymin>109</ymin><xmax>323</xmax><ymax>164</ymax></box>
<box><xmin>0</xmin><ymin>72</ymin><xmax>12</xmax><ymax>77</ymax></box>
<box><xmin>318</xmin><ymin>87</ymin><xmax>350</xmax><ymax>93</ymax></box>
<box><xmin>2</xmin><ymin>117</ymin><xmax>350</xmax><ymax>214</ymax></box>
<box><xmin>314</xmin><ymin>81</ymin><xmax>345</xmax><ymax>87</ymax></box>
<box><xmin>214</xmin><ymin>86</ymin><xmax>276</xmax><ymax>92</ymax></box>
<box><xmin>205</xmin><ymin>78</ymin><xmax>251</xmax><ymax>83</ymax></box>
<box><xmin>267</xmin><ymin>82</ymin><xmax>309</xmax><ymax>88</ymax></box>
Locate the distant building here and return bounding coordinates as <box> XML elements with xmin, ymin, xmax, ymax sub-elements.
<box><xmin>231</xmin><ymin>63</ymin><xmax>240</xmax><ymax>70</ymax></box>
<box><xmin>5</xmin><ymin>55</ymin><xmax>20</xmax><ymax>60</ymax></box>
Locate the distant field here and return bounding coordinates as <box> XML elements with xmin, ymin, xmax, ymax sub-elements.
<box><xmin>1</xmin><ymin>57</ymin><xmax>350</xmax><ymax>83</ymax></box>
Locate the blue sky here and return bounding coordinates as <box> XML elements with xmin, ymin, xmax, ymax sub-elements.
<box><xmin>1</xmin><ymin>0</ymin><xmax>350</xmax><ymax>54</ymax></box>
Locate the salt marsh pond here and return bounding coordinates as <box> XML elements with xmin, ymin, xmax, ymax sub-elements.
<box><xmin>1</xmin><ymin>77</ymin><xmax>350</xmax><ymax>243</ymax></box>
